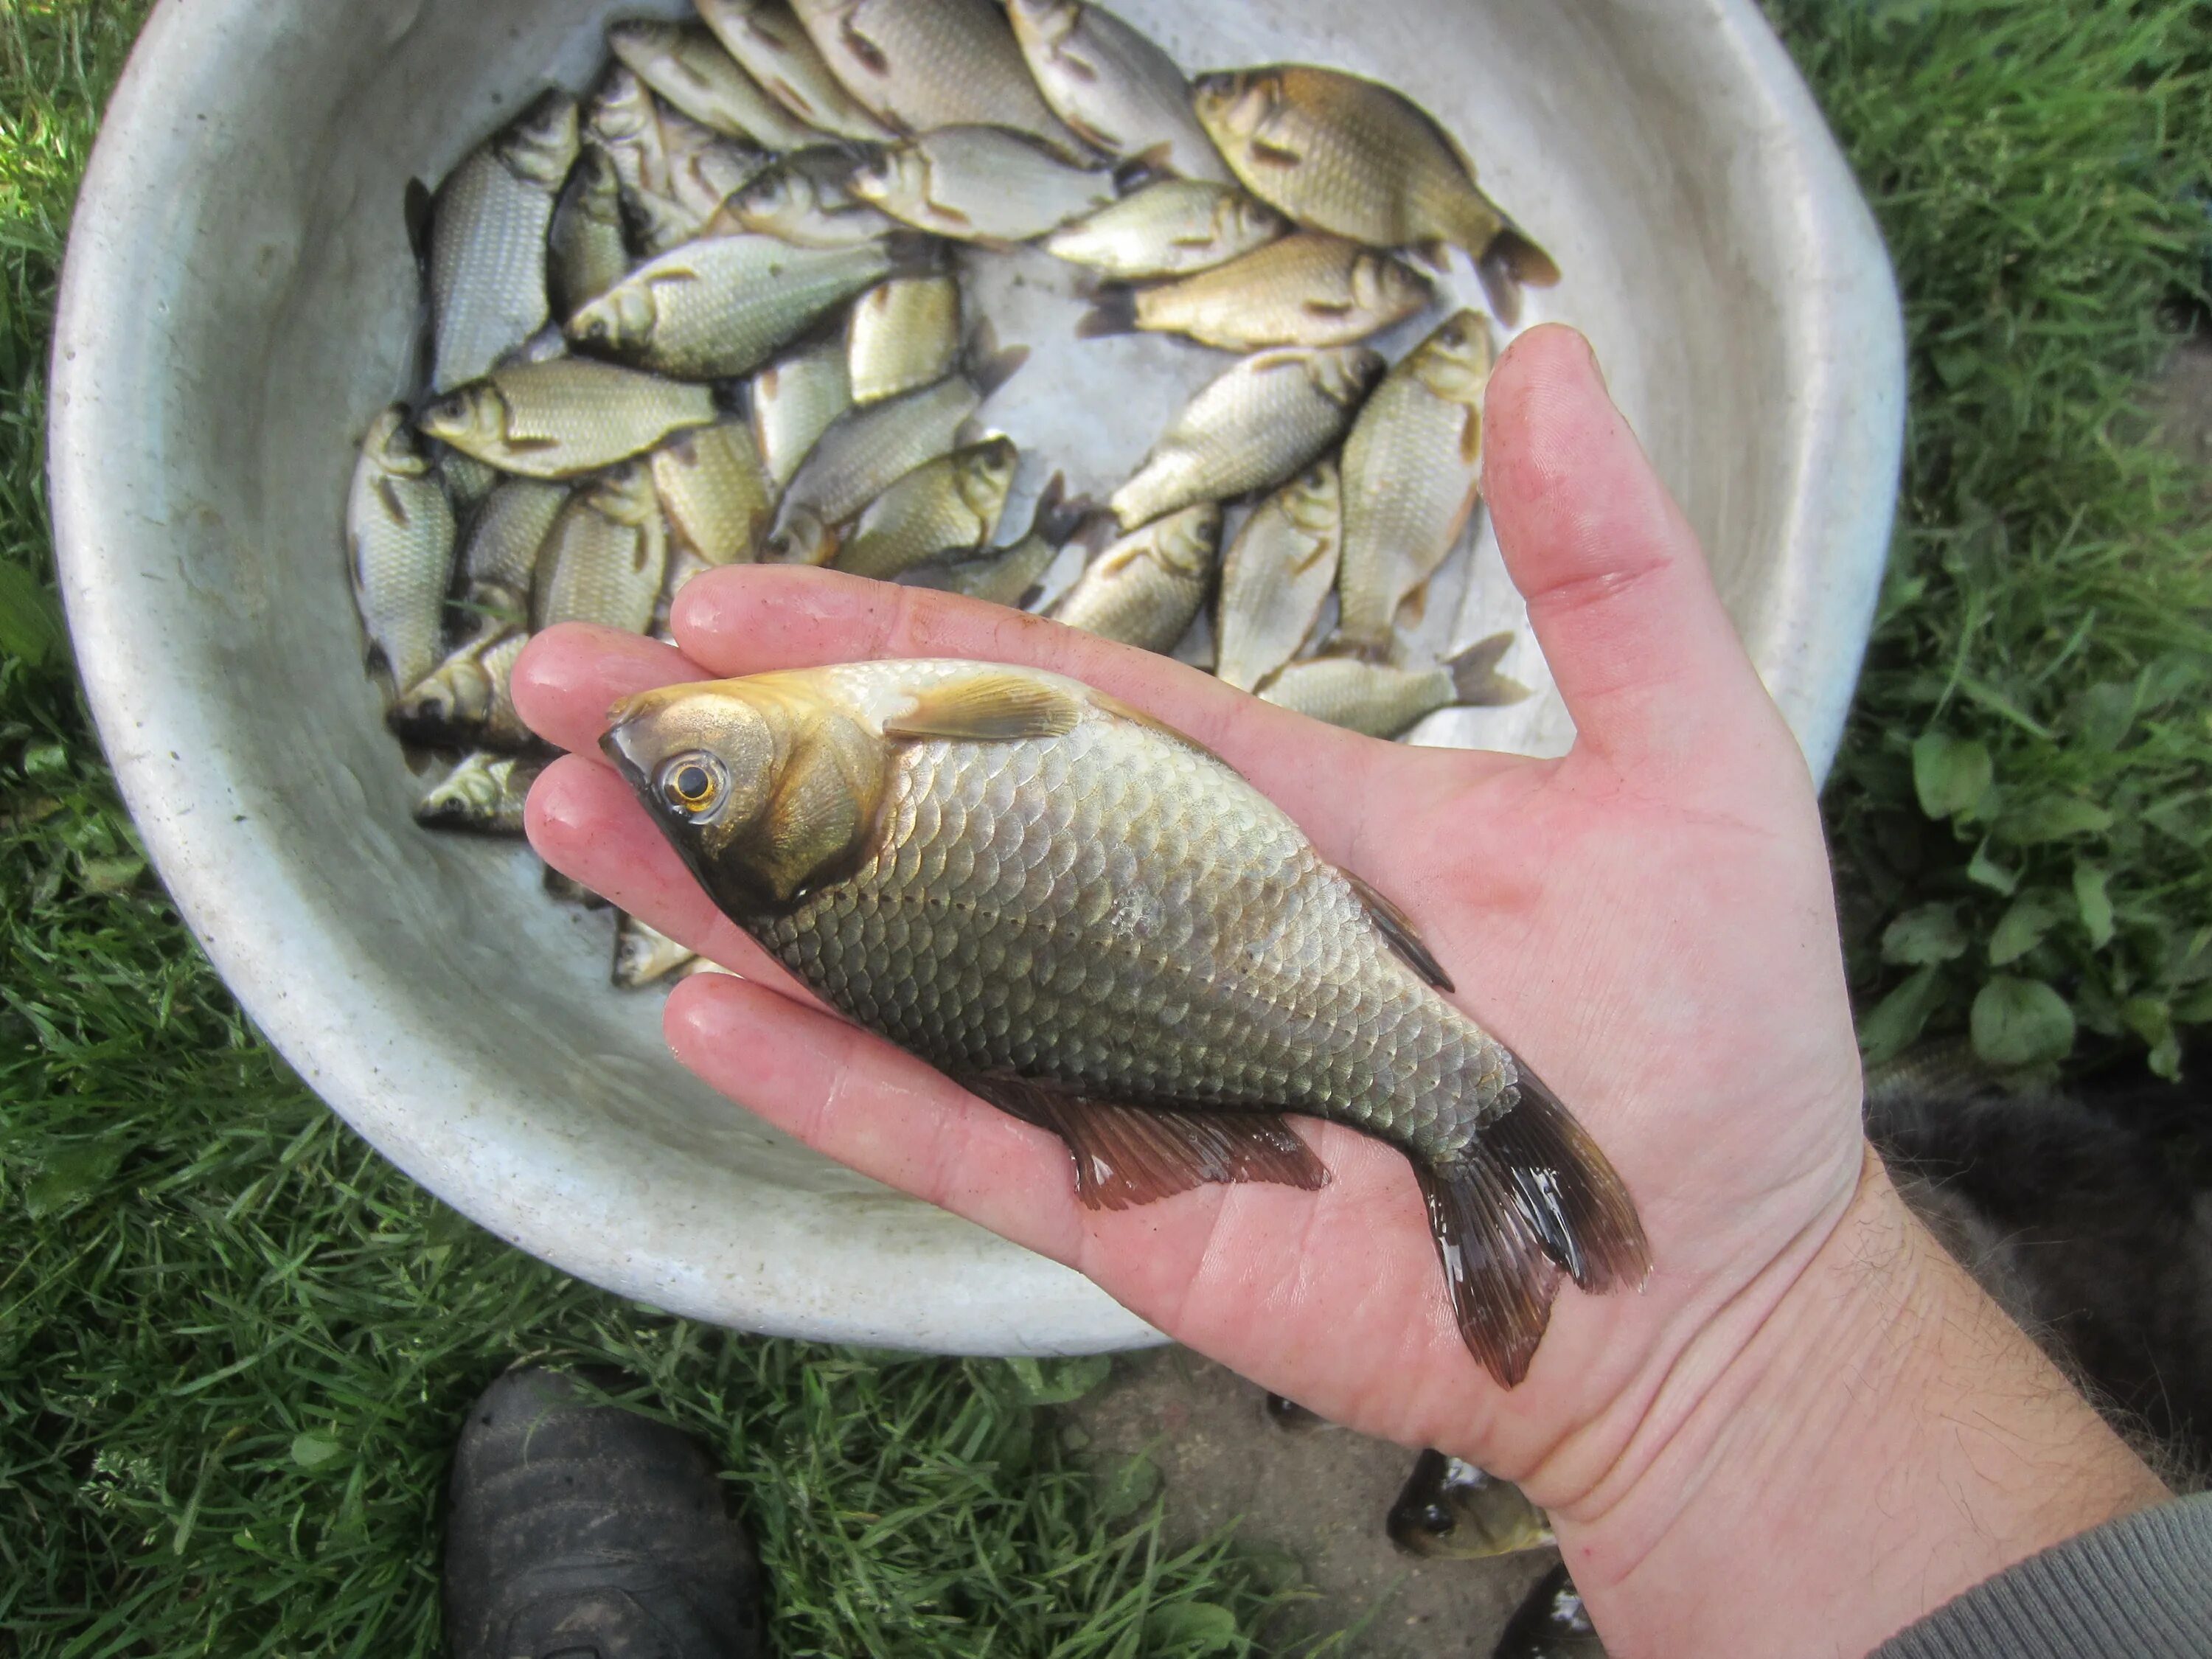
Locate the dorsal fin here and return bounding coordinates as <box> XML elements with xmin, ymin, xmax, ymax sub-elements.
<box><xmin>1083</xmin><ymin>689</ymin><xmax>1237</xmax><ymax>771</ymax></box>
<box><xmin>881</xmin><ymin>671</ymin><xmax>1084</xmax><ymax>742</ymax></box>
<box><xmin>1341</xmin><ymin>869</ymin><xmax>1454</xmax><ymax>992</ymax></box>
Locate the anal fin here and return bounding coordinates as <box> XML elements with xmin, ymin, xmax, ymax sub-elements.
<box><xmin>961</xmin><ymin>1073</ymin><xmax>1329</xmax><ymax>1211</ymax></box>
<box><xmin>1342</xmin><ymin>869</ymin><xmax>1454</xmax><ymax>992</ymax></box>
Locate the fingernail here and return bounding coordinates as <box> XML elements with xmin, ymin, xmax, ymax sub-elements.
<box><xmin>1579</xmin><ymin>330</ymin><xmax>1609</xmax><ymax>392</ymax></box>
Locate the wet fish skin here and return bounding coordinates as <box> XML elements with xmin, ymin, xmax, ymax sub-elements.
<box><xmin>1108</xmin><ymin>345</ymin><xmax>1382</xmax><ymax>530</ymax></box>
<box><xmin>568</xmin><ymin>233</ymin><xmax>893</xmax><ymax>380</ymax></box>
<box><xmin>787</xmin><ymin>0</ymin><xmax>1082</xmax><ymax>154</ymax></box>
<box><xmin>1053</xmin><ymin>502</ymin><xmax>1220</xmax><ymax>653</ymax></box>
<box><xmin>1043</xmin><ymin>180</ymin><xmax>1284</xmax><ymax>280</ymax></box>
<box><xmin>614</xmin><ymin>912</ymin><xmax>700</xmax><ymax>987</ymax></box>
<box><xmin>455</xmin><ymin>476</ymin><xmax>568</xmax><ymax>640</ymax></box>
<box><xmin>751</xmin><ymin>337</ymin><xmax>855</xmax><ymax>488</ymax></box>
<box><xmin>1191</xmin><ymin>64</ymin><xmax>1557</xmax><ymax>323</ymax></box>
<box><xmin>695</xmin><ymin>0</ymin><xmax>897</xmax><ymax>142</ymax></box>
<box><xmin>415</xmin><ymin>750</ymin><xmax>544</xmax><ymax>836</ymax></box>
<box><xmin>1006</xmin><ymin>0</ymin><xmax>1229</xmax><ymax>181</ymax></box>
<box><xmin>1387</xmin><ymin>1450</ymin><xmax>1555</xmax><ymax>1560</ymax></box>
<box><xmin>603</xmin><ymin>659</ymin><xmax>1648</xmax><ymax>1385</ymax></box>
<box><xmin>427</xmin><ymin>91</ymin><xmax>579</xmax><ymax>394</ymax></box>
<box><xmin>831</xmin><ymin>436</ymin><xmax>1018</xmax><ymax>580</ymax></box>
<box><xmin>608</xmin><ymin>19</ymin><xmax>821</xmax><ymax>150</ymax></box>
<box><xmin>1259</xmin><ymin>636</ymin><xmax>1527</xmax><ymax>738</ymax></box>
<box><xmin>588</xmin><ymin>69</ymin><xmax>771</xmax><ymax>254</ymax></box>
<box><xmin>389</xmin><ymin>629</ymin><xmax>532</xmax><ymax>751</ymax></box>
<box><xmin>653</xmin><ymin>419</ymin><xmax>773</xmax><ymax>565</ymax></box>
<box><xmin>1214</xmin><ymin>459</ymin><xmax>1340</xmax><ymax>692</ymax></box>
<box><xmin>850</xmin><ymin>128</ymin><xmax>1114</xmax><ymax>243</ymax></box>
<box><xmin>1085</xmin><ymin>232</ymin><xmax>1428</xmax><ymax>352</ymax></box>
<box><xmin>549</xmin><ymin>144</ymin><xmax>632</xmax><ymax>319</ymax></box>
<box><xmin>348</xmin><ymin>407</ymin><xmax>458</xmax><ymax>698</ymax></box>
<box><xmin>531</xmin><ymin>463</ymin><xmax>670</xmax><ymax>635</ymax></box>
<box><xmin>913</xmin><ymin>474</ymin><xmax>1082</xmax><ymax>607</ymax></box>
<box><xmin>713</xmin><ymin>148</ymin><xmax>900</xmax><ymax>247</ymax></box>
<box><xmin>847</xmin><ymin>274</ymin><xmax>959</xmax><ymax>405</ymax></box>
<box><xmin>770</xmin><ymin>371</ymin><xmax>982</xmax><ymax>541</ymax></box>
<box><xmin>417</xmin><ymin>358</ymin><xmax>719</xmax><ymax>479</ymax></box>
<box><xmin>1335</xmin><ymin>310</ymin><xmax>1494</xmax><ymax>655</ymax></box>
<box><xmin>437</xmin><ymin>448</ymin><xmax>504</xmax><ymax>520</ymax></box>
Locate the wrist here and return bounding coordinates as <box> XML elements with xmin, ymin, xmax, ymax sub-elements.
<box><xmin>1556</xmin><ymin>1146</ymin><xmax>2167</xmax><ymax>1658</ymax></box>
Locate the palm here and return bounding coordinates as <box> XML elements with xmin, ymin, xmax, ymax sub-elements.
<box><xmin>512</xmin><ymin>327</ymin><xmax>1866</xmax><ymax>1509</ymax></box>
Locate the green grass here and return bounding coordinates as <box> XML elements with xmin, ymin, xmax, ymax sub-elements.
<box><xmin>2</xmin><ymin>0</ymin><xmax>2211</xmax><ymax>1652</ymax></box>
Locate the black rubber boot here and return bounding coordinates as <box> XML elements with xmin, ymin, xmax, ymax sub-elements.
<box><xmin>443</xmin><ymin>1366</ymin><xmax>765</xmax><ymax>1659</ymax></box>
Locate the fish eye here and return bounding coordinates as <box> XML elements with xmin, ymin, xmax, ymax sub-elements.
<box><xmin>657</xmin><ymin>751</ymin><xmax>728</xmax><ymax>819</ymax></box>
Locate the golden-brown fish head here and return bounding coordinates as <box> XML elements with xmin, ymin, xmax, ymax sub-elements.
<box><xmin>607</xmin><ymin>19</ymin><xmax>684</xmax><ymax>77</ymax></box>
<box><xmin>1352</xmin><ymin>251</ymin><xmax>1428</xmax><ymax>316</ymax></box>
<box><xmin>1385</xmin><ymin>1451</ymin><xmax>1553</xmax><ymax>1561</ymax></box>
<box><xmin>1281</xmin><ymin>457</ymin><xmax>1341</xmax><ymax>534</ymax></box>
<box><xmin>1150</xmin><ymin>502</ymin><xmax>1222</xmax><ymax>577</ymax></box>
<box><xmin>1006</xmin><ymin>0</ymin><xmax>1080</xmax><ymax>49</ymax></box>
<box><xmin>763</xmin><ymin>509</ymin><xmax>839</xmax><ymax>566</ymax></box>
<box><xmin>566</xmin><ymin>277</ymin><xmax>660</xmax><ymax>357</ymax></box>
<box><xmin>954</xmin><ymin>437</ymin><xmax>1020</xmax><ymax>518</ymax></box>
<box><xmin>365</xmin><ymin>407</ymin><xmax>436</xmax><ymax>478</ymax></box>
<box><xmin>846</xmin><ymin>144</ymin><xmax>924</xmax><ymax>210</ymax></box>
<box><xmin>1219</xmin><ymin>189</ymin><xmax>1287</xmax><ymax>246</ymax></box>
<box><xmin>1191</xmin><ymin>70</ymin><xmax>1281</xmax><ymax>145</ymax></box>
<box><xmin>582</xmin><ymin>462</ymin><xmax>663</xmax><ymax>528</ymax></box>
<box><xmin>588</xmin><ymin>66</ymin><xmax>658</xmax><ymax>145</ymax></box>
<box><xmin>1308</xmin><ymin>345</ymin><xmax>1387</xmax><ymax>408</ymax></box>
<box><xmin>416</xmin><ymin>381</ymin><xmax>512</xmax><ymax>456</ymax></box>
<box><xmin>1409</xmin><ymin>310</ymin><xmax>1497</xmax><ymax>407</ymax></box>
<box><xmin>500</xmin><ymin>90</ymin><xmax>581</xmax><ymax>189</ymax></box>
<box><xmin>388</xmin><ymin>650</ymin><xmax>498</xmax><ymax>748</ymax></box>
<box><xmin>732</xmin><ymin>164</ymin><xmax>810</xmax><ymax>231</ymax></box>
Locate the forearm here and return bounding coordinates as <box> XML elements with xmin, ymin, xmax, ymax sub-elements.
<box><xmin>1559</xmin><ymin>1147</ymin><xmax>2168</xmax><ymax>1659</ymax></box>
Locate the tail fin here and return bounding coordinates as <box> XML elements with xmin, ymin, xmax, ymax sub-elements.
<box><xmin>1417</xmin><ymin>1068</ymin><xmax>1649</xmax><ymax>1386</ymax></box>
<box><xmin>962</xmin><ymin>317</ymin><xmax>1031</xmax><ymax>398</ymax></box>
<box><xmin>1074</xmin><ymin>285</ymin><xmax>1141</xmax><ymax>341</ymax></box>
<box><xmin>1474</xmin><ymin>223</ymin><xmax>1560</xmax><ymax>330</ymax></box>
<box><xmin>1447</xmin><ymin>632</ymin><xmax>1531</xmax><ymax>708</ymax></box>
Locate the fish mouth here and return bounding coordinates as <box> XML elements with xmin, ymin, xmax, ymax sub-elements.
<box><xmin>599</xmin><ymin>711</ymin><xmax>655</xmax><ymax>793</ymax></box>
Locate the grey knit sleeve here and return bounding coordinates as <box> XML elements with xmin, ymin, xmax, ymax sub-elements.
<box><xmin>1876</xmin><ymin>1495</ymin><xmax>2212</xmax><ymax>1658</ymax></box>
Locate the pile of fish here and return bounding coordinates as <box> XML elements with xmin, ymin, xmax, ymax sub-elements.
<box><xmin>347</xmin><ymin>0</ymin><xmax>1556</xmax><ymax>989</ymax></box>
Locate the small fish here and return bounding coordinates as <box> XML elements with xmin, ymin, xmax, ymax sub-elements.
<box><xmin>568</xmin><ymin>234</ymin><xmax>894</xmax><ymax>380</ymax></box>
<box><xmin>544</xmin><ymin>863</ymin><xmax>611</xmax><ymax>908</ymax></box>
<box><xmin>425</xmin><ymin>91</ymin><xmax>580</xmax><ymax>394</ymax></box>
<box><xmin>417</xmin><ymin>358</ymin><xmax>719</xmax><ymax>479</ymax></box>
<box><xmin>1335</xmin><ymin>310</ymin><xmax>1494</xmax><ymax>655</ymax></box>
<box><xmin>549</xmin><ymin>144</ymin><xmax>633</xmax><ymax>319</ymax></box>
<box><xmin>603</xmin><ymin>661</ymin><xmax>1649</xmax><ymax>1385</ymax></box>
<box><xmin>831</xmin><ymin>437</ymin><xmax>1018</xmax><ymax>580</ymax></box>
<box><xmin>588</xmin><ymin>69</ymin><xmax>769</xmax><ymax>254</ymax></box>
<box><xmin>653</xmin><ymin>420</ymin><xmax>773</xmax><ymax>564</ymax></box>
<box><xmin>348</xmin><ymin>408</ymin><xmax>458</xmax><ymax>698</ymax></box>
<box><xmin>851</xmin><ymin>128</ymin><xmax>1114</xmax><ymax>244</ymax></box>
<box><xmin>438</xmin><ymin>448</ymin><xmax>504</xmax><ymax>520</ymax></box>
<box><xmin>532</xmin><ymin>464</ymin><xmax>670</xmax><ymax>634</ymax></box>
<box><xmin>1080</xmin><ymin>232</ymin><xmax>1429</xmax><ymax>352</ymax></box>
<box><xmin>750</xmin><ymin>338</ymin><xmax>854</xmax><ymax>488</ymax></box>
<box><xmin>1495</xmin><ymin>1565</ymin><xmax>1607</xmax><ymax>1659</ymax></box>
<box><xmin>613</xmin><ymin>912</ymin><xmax>700</xmax><ymax>988</ymax></box>
<box><xmin>694</xmin><ymin>0</ymin><xmax>897</xmax><ymax>142</ymax></box>
<box><xmin>712</xmin><ymin>149</ymin><xmax>900</xmax><ymax>247</ymax></box>
<box><xmin>652</xmin><ymin>545</ymin><xmax>719</xmax><ymax>640</ymax></box>
<box><xmin>415</xmin><ymin>750</ymin><xmax>544</xmax><ymax>836</ymax></box>
<box><xmin>1108</xmin><ymin>345</ymin><xmax>1381</xmax><ymax>530</ymax></box>
<box><xmin>455</xmin><ymin>476</ymin><xmax>568</xmax><ymax>639</ymax></box>
<box><xmin>1190</xmin><ymin>66</ymin><xmax>1557</xmax><ymax>324</ymax></box>
<box><xmin>847</xmin><ymin>274</ymin><xmax>959</xmax><ymax>405</ymax></box>
<box><xmin>1053</xmin><ymin>502</ymin><xmax>1220</xmax><ymax>653</ymax></box>
<box><xmin>1006</xmin><ymin>0</ymin><xmax>1229</xmax><ymax>181</ymax></box>
<box><xmin>1214</xmin><ymin>459</ymin><xmax>1340</xmax><ymax>692</ymax></box>
<box><xmin>389</xmin><ymin>630</ymin><xmax>531</xmax><ymax>751</ymax></box>
<box><xmin>1386</xmin><ymin>1450</ymin><xmax>1555</xmax><ymax>1559</ymax></box>
<box><xmin>1043</xmin><ymin>181</ymin><xmax>1284</xmax><ymax>281</ymax></box>
<box><xmin>1259</xmin><ymin>636</ymin><xmax>1527</xmax><ymax>738</ymax></box>
<box><xmin>917</xmin><ymin>475</ymin><xmax>1081</xmax><ymax>607</ymax></box>
<box><xmin>787</xmin><ymin>0</ymin><xmax>1082</xmax><ymax>154</ymax></box>
<box><xmin>608</xmin><ymin>19</ymin><xmax>821</xmax><ymax>150</ymax></box>
<box><xmin>769</xmin><ymin>370</ymin><xmax>985</xmax><ymax>545</ymax></box>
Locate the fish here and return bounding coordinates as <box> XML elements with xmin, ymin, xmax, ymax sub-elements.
<box><xmin>710</xmin><ymin>148</ymin><xmax>901</xmax><ymax>247</ymax></box>
<box><xmin>1386</xmin><ymin>1450</ymin><xmax>1555</xmax><ymax>1559</ymax></box>
<box><xmin>567</xmin><ymin>233</ymin><xmax>894</xmax><ymax>380</ymax></box>
<box><xmin>1043</xmin><ymin>181</ymin><xmax>1285</xmax><ymax>281</ymax></box>
<box><xmin>414</xmin><ymin>750</ymin><xmax>545</xmax><ymax>836</ymax></box>
<box><xmin>417</xmin><ymin>358</ymin><xmax>720</xmax><ymax>479</ymax></box>
<box><xmin>531</xmin><ymin>464</ymin><xmax>670</xmax><ymax>634</ymax></box>
<box><xmin>389</xmin><ymin>629</ymin><xmax>531</xmax><ymax>751</ymax></box>
<box><xmin>613</xmin><ymin>912</ymin><xmax>700</xmax><ymax>988</ymax></box>
<box><xmin>653</xmin><ymin>419</ymin><xmax>773</xmax><ymax>564</ymax></box>
<box><xmin>608</xmin><ymin>20</ymin><xmax>821</xmax><ymax>150</ymax></box>
<box><xmin>694</xmin><ymin>0</ymin><xmax>897</xmax><ymax>142</ymax></box>
<box><xmin>602</xmin><ymin>660</ymin><xmax>1650</xmax><ymax>1385</ymax></box>
<box><xmin>1495</xmin><ymin>1565</ymin><xmax>1607</xmax><ymax>1659</ymax></box>
<box><xmin>918</xmin><ymin>474</ymin><xmax>1082</xmax><ymax>607</ymax></box>
<box><xmin>1052</xmin><ymin>502</ymin><xmax>1220</xmax><ymax>652</ymax></box>
<box><xmin>850</xmin><ymin>128</ymin><xmax>1115</xmax><ymax>244</ymax></box>
<box><xmin>652</xmin><ymin>544</ymin><xmax>719</xmax><ymax>641</ymax></box>
<box><xmin>846</xmin><ymin>274</ymin><xmax>959</xmax><ymax>404</ymax></box>
<box><xmin>544</xmin><ymin>863</ymin><xmax>611</xmax><ymax>908</ymax></box>
<box><xmin>1259</xmin><ymin>636</ymin><xmax>1528</xmax><ymax>738</ymax></box>
<box><xmin>348</xmin><ymin>407</ymin><xmax>458</xmax><ymax>698</ymax></box>
<box><xmin>1079</xmin><ymin>232</ymin><xmax>1429</xmax><ymax>352</ymax></box>
<box><xmin>750</xmin><ymin>337</ymin><xmax>855</xmax><ymax>488</ymax></box>
<box><xmin>588</xmin><ymin>69</ymin><xmax>769</xmax><ymax>254</ymax></box>
<box><xmin>1335</xmin><ymin>310</ymin><xmax>1494</xmax><ymax>655</ymax></box>
<box><xmin>768</xmin><ymin>370</ymin><xmax>985</xmax><ymax>549</ymax></box>
<box><xmin>1214</xmin><ymin>459</ymin><xmax>1340</xmax><ymax>692</ymax></box>
<box><xmin>1190</xmin><ymin>66</ymin><xmax>1558</xmax><ymax>324</ymax></box>
<box><xmin>1006</xmin><ymin>0</ymin><xmax>1229</xmax><ymax>181</ymax></box>
<box><xmin>1108</xmin><ymin>345</ymin><xmax>1382</xmax><ymax>530</ymax></box>
<box><xmin>454</xmin><ymin>476</ymin><xmax>568</xmax><ymax>639</ymax></box>
<box><xmin>787</xmin><ymin>0</ymin><xmax>1082</xmax><ymax>155</ymax></box>
<box><xmin>425</xmin><ymin>91</ymin><xmax>580</xmax><ymax>394</ymax></box>
<box><xmin>549</xmin><ymin>143</ymin><xmax>633</xmax><ymax>319</ymax></box>
<box><xmin>437</xmin><ymin>448</ymin><xmax>504</xmax><ymax>520</ymax></box>
<box><xmin>830</xmin><ymin>436</ymin><xmax>1018</xmax><ymax>580</ymax></box>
